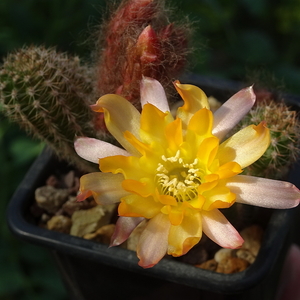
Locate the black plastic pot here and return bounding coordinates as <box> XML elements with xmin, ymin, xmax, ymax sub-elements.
<box><xmin>6</xmin><ymin>77</ymin><xmax>300</xmax><ymax>300</ymax></box>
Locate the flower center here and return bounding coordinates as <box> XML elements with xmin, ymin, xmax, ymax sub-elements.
<box><xmin>156</xmin><ymin>150</ymin><xmax>202</xmax><ymax>202</ymax></box>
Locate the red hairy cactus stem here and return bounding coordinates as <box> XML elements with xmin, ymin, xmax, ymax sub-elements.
<box><xmin>95</xmin><ymin>0</ymin><xmax>190</xmax><ymax>108</ymax></box>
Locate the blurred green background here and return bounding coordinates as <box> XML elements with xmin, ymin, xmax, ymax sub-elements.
<box><xmin>1</xmin><ymin>0</ymin><xmax>300</xmax><ymax>299</ymax></box>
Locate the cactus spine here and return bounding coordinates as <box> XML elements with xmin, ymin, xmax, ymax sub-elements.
<box><xmin>0</xmin><ymin>46</ymin><xmax>97</xmax><ymax>171</ymax></box>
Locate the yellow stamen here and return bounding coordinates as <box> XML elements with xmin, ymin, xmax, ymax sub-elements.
<box><xmin>156</xmin><ymin>150</ymin><xmax>202</xmax><ymax>202</ymax></box>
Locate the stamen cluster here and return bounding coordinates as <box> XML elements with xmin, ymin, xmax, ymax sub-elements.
<box><xmin>156</xmin><ymin>150</ymin><xmax>201</xmax><ymax>202</ymax></box>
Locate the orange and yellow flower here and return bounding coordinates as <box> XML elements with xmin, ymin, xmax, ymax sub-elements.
<box><xmin>75</xmin><ymin>77</ymin><xmax>300</xmax><ymax>268</ymax></box>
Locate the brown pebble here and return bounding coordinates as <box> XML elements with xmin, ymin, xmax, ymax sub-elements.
<box><xmin>70</xmin><ymin>204</ymin><xmax>116</xmax><ymax>237</ymax></box>
<box><xmin>35</xmin><ymin>185</ymin><xmax>69</xmax><ymax>214</ymax></box>
<box><xmin>236</xmin><ymin>249</ymin><xmax>256</xmax><ymax>264</ymax></box>
<box><xmin>240</xmin><ymin>225</ymin><xmax>263</xmax><ymax>256</ymax></box>
<box><xmin>62</xmin><ymin>171</ymin><xmax>75</xmax><ymax>189</ymax></box>
<box><xmin>84</xmin><ymin>224</ymin><xmax>116</xmax><ymax>244</ymax></box>
<box><xmin>196</xmin><ymin>259</ymin><xmax>218</xmax><ymax>271</ymax></box>
<box><xmin>46</xmin><ymin>175</ymin><xmax>60</xmax><ymax>187</ymax></box>
<box><xmin>216</xmin><ymin>257</ymin><xmax>249</xmax><ymax>274</ymax></box>
<box><xmin>47</xmin><ymin>215</ymin><xmax>72</xmax><ymax>234</ymax></box>
<box><xmin>62</xmin><ymin>196</ymin><xmax>96</xmax><ymax>216</ymax></box>
<box><xmin>40</xmin><ymin>213</ymin><xmax>51</xmax><ymax>223</ymax></box>
<box><xmin>62</xmin><ymin>171</ymin><xmax>80</xmax><ymax>194</ymax></box>
<box><xmin>214</xmin><ymin>248</ymin><xmax>235</xmax><ymax>263</ymax></box>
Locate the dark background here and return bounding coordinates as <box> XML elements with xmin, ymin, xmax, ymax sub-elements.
<box><xmin>1</xmin><ymin>0</ymin><xmax>300</xmax><ymax>299</ymax></box>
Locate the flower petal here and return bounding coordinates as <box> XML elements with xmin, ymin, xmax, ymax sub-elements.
<box><xmin>91</xmin><ymin>94</ymin><xmax>141</xmax><ymax>155</ymax></box>
<box><xmin>174</xmin><ymin>81</ymin><xmax>209</xmax><ymax>130</ymax></box>
<box><xmin>187</xmin><ymin>108</ymin><xmax>213</xmax><ymax>137</ymax></box>
<box><xmin>122</xmin><ymin>179</ymin><xmax>154</xmax><ymax>197</ymax></box>
<box><xmin>168</xmin><ymin>208</ymin><xmax>184</xmax><ymax>226</ymax></box>
<box><xmin>78</xmin><ymin>172</ymin><xmax>129</xmax><ymax>205</ymax></box>
<box><xmin>110</xmin><ymin>216</ymin><xmax>144</xmax><ymax>247</ymax></box>
<box><xmin>139</xmin><ymin>103</ymin><xmax>173</xmax><ymax>146</ymax></box>
<box><xmin>168</xmin><ymin>211</ymin><xmax>202</xmax><ymax>256</ymax></box>
<box><xmin>202</xmin><ymin>185</ymin><xmax>236</xmax><ymax>211</ymax></box>
<box><xmin>165</xmin><ymin>118</ymin><xmax>183</xmax><ymax>152</ymax></box>
<box><xmin>159</xmin><ymin>194</ymin><xmax>178</xmax><ymax>206</ymax></box>
<box><xmin>226</xmin><ymin>175</ymin><xmax>300</xmax><ymax>209</ymax></box>
<box><xmin>137</xmin><ymin>213</ymin><xmax>170</xmax><ymax>268</ymax></box>
<box><xmin>216</xmin><ymin>162</ymin><xmax>243</xmax><ymax>179</ymax></box>
<box><xmin>201</xmin><ymin>209</ymin><xmax>244</xmax><ymax>248</ymax></box>
<box><xmin>74</xmin><ymin>137</ymin><xmax>130</xmax><ymax>164</ymax></box>
<box><xmin>140</xmin><ymin>77</ymin><xmax>170</xmax><ymax>112</ymax></box>
<box><xmin>119</xmin><ymin>194</ymin><xmax>162</xmax><ymax>218</ymax></box>
<box><xmin>213</xmin><ymin>86</ymin><xmax>256</xmax><ymax>141</ymax></box>
<box><xmin>100</xmin><ymin>155</ymin><xmax>153</xmax><ymax>180</ymax></box>
<box><xmin>185</xmin><ymin>108</ymin><xmax>214</xmax><ymax>158</ymax></box>
<box><xmin>196</xmin><ymin>137</ymin><xmax>219</xmax><ymax>168</ymax></box>
<box><xmin>217</xmin><ymin>122</ymin><xmax>270</xmax><ymax>168</ymax></box>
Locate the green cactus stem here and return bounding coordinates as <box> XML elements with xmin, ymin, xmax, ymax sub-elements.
<box><xmin>237</xmin><ymin>98</ymin><xmax>300</xmax><ymax>179</ymax></box>
<box><xmin>0</xmin><ymin>45</ymin><xmax>98</xmax><ymax>171</ymax></box>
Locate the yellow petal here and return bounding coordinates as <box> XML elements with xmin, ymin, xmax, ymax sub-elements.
<box><xmin>185</xmin><ymin>109</ymin><xmax>214</xmax><ymax>157</ymax></box>
<box><xmin>139</xmin><ymin>103</ymin><xmax>173</xmax><ymax>145</ymax></box>
<box><xmin>187</xmin><ymin>108</ymin><xmax>213</xmax><ymax>137</ymax></box>
<box><xmin>196</xmin><ymin>137</ymin><xmax>219</xmax><ymax>168</ymax></box>
<box><xmin>188</xmin><ymin>194</ymin><xmax>206</xmax><ymax>209</ymax></box>
<box><xmin>165</xmin><ymin>118</ymin><xmax>183</xmax><ymax>152</ymax></box>
<box><xmin>168</xmin><ymin>208</ymin><xmax>184</xmax><ymax>226</ymax></box>
<box><xmin>204</xmin><ymin>174</ymin><xmax>219</xmax><ymax>182</ymax></box>
<box><xmin>161</xmin><ymin>205</ymin><xmax>171</xmax><ymax>215</ymax></box>
<box><xmin>158</xmin><ymin>194</ymin><xmax>178</xmax><ymax>206</ymax></box>
<box><xmin>216</xmin><ymin>162</ymin><xmax>243</xmax><ymax>179</ymax></box>
<box><xmin>174</xmin><ymin>81</ymin><xmax>209</xmax><ymax>130</ymax></box>
<box><xmin>91</xmin><ymin>94</ymin><xmax>141</xmax><ymax>156</ymax></box>
<box><xmin>100</xmin><ymin>155</ymin><xmax>150</xmax><ymax>180</ymax></box>
<box><xmin>122</xmin><ymin>179</ymin><xmax>154</xmax><ymax>197</ymax></box>
<box><xmin>118</xmin><ymin>194</ymin><xmax>161</xmax><ymax>219</ymax></box>
<box><xmin>207</xmin><ymin>199</ymin><xmax>235</xmax><ymax>210</ymax></box>
<box><xmin>168</xmin><ymin>211</ymin><xmax>202</xmax><ymax>257</ymax></box>
<box><xmin>79</xmin><ymin>172</ymin><xmax>128</xmax><ymax>205</ymax></box>
<box><xmin>124</xmin><ymin>130</ymin><xmax>155</xmax><ymax>157</ymax></box>
<box><xmin>123</xmin><ymin>131</ymin><xmax>163</xmax><ymax>172</ymax></box>
<box><xmin>217</xmin><ymin>122</ymin><xmax>270</xmax><ymax>168</ymax></box>
<box><xmin>198</xmin><ymin>176</ymin><xmax>218</xmax><ymax>194</ymax></box>
<box><xmin>202</xmin><ymin>185</ymin><xmax>236</xmax><ymax>210</ymax></box>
